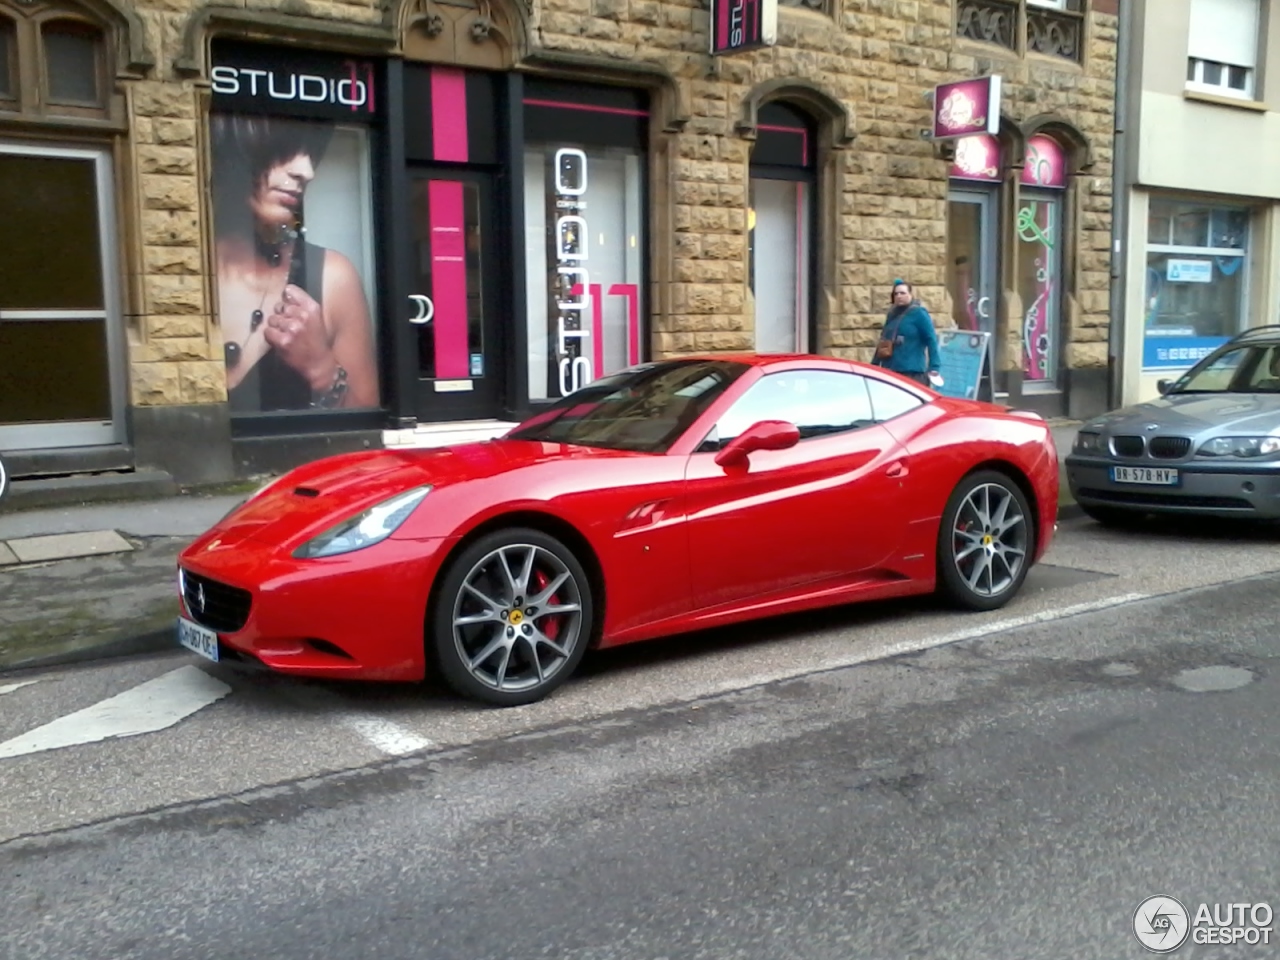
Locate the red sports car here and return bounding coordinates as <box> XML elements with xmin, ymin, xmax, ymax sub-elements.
<box><xmin>177</xmin><ymin>355</ymin><xmax>1059</xmax><ymax>706</ymax></box>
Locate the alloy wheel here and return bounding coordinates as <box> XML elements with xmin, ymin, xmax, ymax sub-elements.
<box><xmin>950</xmin><ymin>481</ymin><xmax>1028</xmax><ymax>599</ymax></box>
<box><xmin>450</xmin><ymin>542</ymin><xmax>585</xmax><ymax>694</ymax></box>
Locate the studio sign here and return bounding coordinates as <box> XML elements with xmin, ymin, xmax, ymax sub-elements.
<box><xmin>210</xmin><ymin>64</ymin><xmax>375</xmax><ymax>114</ymax></box>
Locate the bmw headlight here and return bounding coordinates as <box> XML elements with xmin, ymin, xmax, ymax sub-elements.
<box><xmin>293</xmin><ymin>485</ymin><xmax>433</xmax><ymax>559</ymax></box>
<box><xmin>1073</xmin><ymin>431</ymin><xmax>1102</xmax><ymax>454</ymax></box>
<box><xmin>1195</xmin><ymin>436</ymin><xmax>1280</xmax><ymax>459</ymax></box>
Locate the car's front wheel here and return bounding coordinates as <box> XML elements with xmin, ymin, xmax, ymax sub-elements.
<box><xmin>937</xmin><ymin>470</ymin><xmax>1034</xmax><ymax>612</ymax></box>
<box><xmin>430</xmin><ymin>527</ymin><xmax>594</xmax><ymax>707</ymax></box>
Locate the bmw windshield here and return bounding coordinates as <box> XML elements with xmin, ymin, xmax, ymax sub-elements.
<box><xmin>507</xmin><ymin>360</ymin><xmax>749</xmax><ymax>453</ymax></box>
<box><xmin>1168</xmin><ymin>342</ymin><xmax>1280</xmax><ymax>395</ymax></box>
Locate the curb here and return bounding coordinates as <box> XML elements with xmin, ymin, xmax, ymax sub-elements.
<box><xmin>0</xmin><ymin>500</ymin><xmax>1091</xmax><ymax>676</ymax></box>
<box><xmin>0</xmin><ymin>628</ymin><xmax>177</xmax><ymax>677</ymax></box>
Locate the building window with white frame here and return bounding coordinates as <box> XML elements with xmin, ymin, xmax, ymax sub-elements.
<box><xmin>1142</xmin><ymin>198</ymin><xmax>1250</xmax><ymax>370</ymax></box>
<box><xmin>1186</xmin><ymin>0</ymin><xmax>1260</xmax><ymax>99</ymax></box>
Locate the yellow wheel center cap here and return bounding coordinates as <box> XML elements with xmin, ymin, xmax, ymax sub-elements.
<box><xmin>509</xmin><ymin>610</ymin><xmax>524</xmax><ymax>625</ymax></box>
<box><xmin>982</xmin><ymin>534</ymin><xmax>994</xmax><ymax>546</ymax></box>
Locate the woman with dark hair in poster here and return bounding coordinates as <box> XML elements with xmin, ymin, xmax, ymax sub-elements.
<box><xmin>210</xmin><ymin>113</ymin><xmax>379</xmax><ymax>412</ymax></box>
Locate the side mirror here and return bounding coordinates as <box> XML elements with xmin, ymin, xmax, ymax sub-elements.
<box><xmin>1157</xmin><ymin>379</ymin><xmax>1173</xmax><ymax>395</ymax></box>
<box><xmin>714</xmin><ymin>419</ymin><xmax>801</xmax><ymax>469</ymax></box>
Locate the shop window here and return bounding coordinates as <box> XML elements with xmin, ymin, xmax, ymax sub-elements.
<box><xmin>947</xmin><ymin>133</ymin><xmax>1002</xmax><ymax>395</ymax></box>
<box><xmin>42</xmin><ymin>19</ymin><xmax>101</xmax><ymax>106</ymax></box>
<box><xmin>955</xmin><ymin>0</ymin><xmax>1085</xmax><ymax>65</ymax></box>
<box><xmin>0</xmin><ymin>17</ymin><xmax>14</xmax><ymax>103</ymax></box>
<box><xmin>1016</xmin><ymin>134</ymin><xmax>1068</xmax><ymax>389</ymax></box>
<box><xmin>523</xmin><ymin>80</ymin><xmax>648</xmax><ymax>402</ymax></box>
<box><xmin>748</xmin><ymin>101</ymin><xmax>816</xmax><ymax>354</ymax></box>
<box><xmin>207</xmin><ymin>42</ymin><xmax>384</xmax><ymax>416</ymax></box>
<box><xmin>1142</xmin><ymin>197</ymin><xmax>1250</xmax><ymax>371</ymax></box>
<box><xmin>1186</xmin><ymin>0</ymin><xmax>1259</xmax><ymax>99</ymax></box>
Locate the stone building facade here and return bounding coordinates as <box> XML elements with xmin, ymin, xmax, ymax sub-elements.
<box><xmin>0</xmin><ymin>0</ymin><xmax>1118</xmax><ymax>485</ymax></box>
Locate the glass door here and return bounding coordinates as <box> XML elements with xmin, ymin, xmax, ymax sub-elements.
<box><xmin>946</xmin><ymin>187</ymin><xmax>1000</xmax><ymax>394</ymax></box>
<box><xmin>409</xmin><ymin>169</ymin><xmax>503</xmax><ymax>420</ymax></box>
<box><xmin>749</xmin><ymin>177</ymin><xmax>811</xmax><ymax>353</ymax></box>
<box><xmin>0</xmin><ymin>144</ymin><xmax>124</xmax><ymax>450</ymax></box>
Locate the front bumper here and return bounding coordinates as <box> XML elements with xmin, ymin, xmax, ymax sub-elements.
<box><xmin>177</xmin><ymin>534</ymin><xmax>452</xmax><ymax>681</ymax></box>
<box><xmin>1065</xmin><ymin>455</ymin><xmax>1280</xmax><ymax>519</ymax></box>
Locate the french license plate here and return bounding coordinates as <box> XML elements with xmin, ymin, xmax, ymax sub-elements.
<box><xmin>178</xmin><ymin>616</ymin><xmax>220</xmax><ymax>662</ymax></box>
<box><xmin>1111</xmin><ymin>466</ymin><xmax>1179</xmax><ymax>486</ymax></box>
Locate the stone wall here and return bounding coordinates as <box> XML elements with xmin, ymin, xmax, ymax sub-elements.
<box><xmin>119</xmin><ymin>0</ymin><xmax>1117</xmax><ymax>407</ymax></box>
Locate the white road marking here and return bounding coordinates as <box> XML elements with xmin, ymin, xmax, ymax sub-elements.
<box><xmin>0</xmin><ymin>666</ymin><xmax>231</xmax><ymax>760</ymax></box>
<box><xmin>278</xmin><ymin>685</ymin><xmax>434</xmax><ymax>756</ymax></box>
<box><xmin>705</xmin><ymin>592</ymin><xmax>1153</xmax><ymax>697</ymax></box>
<box><xmin>0</xmin><ymin>680</ymin><xmax>39</xmax><ymax>696</ymax></box>
<box><xmin>339</xmin><ymin>714</ymin><xmax>434</xmax><ymax>756</ymax></box>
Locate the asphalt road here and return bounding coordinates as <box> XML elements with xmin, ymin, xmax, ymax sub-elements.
<box><xmin>3</xmin><ymin>518</ymin><xmax>1280</xmax><ymax>960</ymax></box>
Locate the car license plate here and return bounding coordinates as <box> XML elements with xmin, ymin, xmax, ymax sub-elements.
<box><xmin>1111</xmin><ymin>466</ymin><xmax>1179</xmax><ymax>486</ymax></box>
<box><xmin>178</xmin><ymin>616</ymin><xmax>219</xmax><ymax>663</ymax></box>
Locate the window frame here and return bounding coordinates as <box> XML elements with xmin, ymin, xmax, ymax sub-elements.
<box><xmin>0</xmin><ymin>3</ymin><xmax>114</xmax><ymax>123</ymax></box>
<box><xmin>953</xmin><ymin>0</ymin><xmax>1087</xmax><ymax>66</ymax></box>
<box><xmin>0</xmin><ymin>15</ymin><xmax>16</xmax><ymax>107</ymax></box>
<box><xmin>1185</xmin><ymin>0</ymin><xmax>1260</xmax><ymax>101</ymax></box>
<box><xmin>865</xmin><ymin>376</ymin><xmax>926</xmax><ymax>423</ymax></box>
<box><xmin>39</xmin><ymin>15</ymin><xmax>106</xmax><ymax>110</ymax></box>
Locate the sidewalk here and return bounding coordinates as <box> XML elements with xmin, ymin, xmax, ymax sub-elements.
<box><xmin>0</xmin><ymin>420</ymin><xmax>1081</xmax><ymax>674</ymax></box>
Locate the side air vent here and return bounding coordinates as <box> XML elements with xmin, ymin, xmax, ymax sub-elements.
<box><xmin>293</xmin><ymin>487</ymin><xmax>321</xmax><ymax>498</ymax></box>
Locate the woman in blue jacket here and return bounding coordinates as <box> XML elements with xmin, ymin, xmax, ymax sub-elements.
<box><xmin>873</xmin><ymin>279</ymin><xmax>941</xmax><ymax>388</ymax></box>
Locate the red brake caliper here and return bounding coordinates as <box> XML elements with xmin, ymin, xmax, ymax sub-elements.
<box><xmin>532</xmin><ymin>569</ymin><xmax>562</xmax><ymax>641</ymax></box>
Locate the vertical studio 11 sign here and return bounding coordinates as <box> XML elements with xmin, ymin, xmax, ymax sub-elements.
<box><xmin>552</xmin><ymin>148</ymin><xmax>640</xmax><ymax>396</ymax></box>
<box><xmin>710</xmin><ymin>0</ymin><xmax>778</xmax><ymax>55</ymax></box>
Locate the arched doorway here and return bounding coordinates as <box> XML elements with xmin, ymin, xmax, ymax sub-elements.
<box><xmin>748</xmin><ymin>100</ymin><xmax>817</xmax><ymax>354</ymax></box>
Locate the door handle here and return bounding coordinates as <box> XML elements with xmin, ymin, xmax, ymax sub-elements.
<box><xmin>886</xmin><ymin>461</ymin><xmax>908</xmax><ymax>479</ymax></box>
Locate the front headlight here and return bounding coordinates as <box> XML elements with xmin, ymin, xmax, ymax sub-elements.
<box><xmin>293</xmin><ymin>485</ymin><xmax>433</xmax><ymax>559</ymax></box>
<box><xmin>1195</xmin><ymin>436</ymin><xmax>1280</xmax><ymax>459</ymax></box>
<box><xmin>1073</xmin><ymin>431</ymin><xmax>1102</xmax><ymax>454</ymax></box>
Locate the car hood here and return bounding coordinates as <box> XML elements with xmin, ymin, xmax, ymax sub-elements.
<box><xmin>201</xmin><ymin>440</ymin><xmax>639</xmax><ymax>549</ymax></box>
<box><xmin>1084</xmin><ymin>393</ymin><xmax>1280</xmax><ymax>437</ymax></box>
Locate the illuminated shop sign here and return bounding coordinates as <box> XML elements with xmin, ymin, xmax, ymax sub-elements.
<box><xmin>209</xmin><ymin>41</ymin><xmax>380</xmax><ymax>122</ymax></box>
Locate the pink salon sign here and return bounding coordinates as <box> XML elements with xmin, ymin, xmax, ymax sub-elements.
<box><xmin>950</xmin><ymin>134</ymin><xmax>1001</xmax><ymax>182</ymax></box>
<box><xmin>1021</xmin><ymin>134</ymin><xmax>1068</xmax><ymax>188</ymax></box>
<box><xmin>932</xmin><ymin>76</ymin><xmax>1002</xmax><ymax>139</ymax></box>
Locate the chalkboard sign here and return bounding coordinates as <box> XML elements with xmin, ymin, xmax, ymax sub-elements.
<box><xmin>935</xmin><ymin>329</ymin><xmax>991</xmax><ymax>401</ymax></box>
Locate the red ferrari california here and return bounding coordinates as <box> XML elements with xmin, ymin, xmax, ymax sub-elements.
<box><xmin>177</xmin><ymin>355</ymin><xmax>1059</xmax><ymax>706</ymax></box>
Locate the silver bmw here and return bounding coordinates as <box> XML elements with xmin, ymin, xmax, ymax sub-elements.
<box><xmin>1066</xmin><ymin>326</ymin><xmax>1280</xmax><ymax>524</ymax></box>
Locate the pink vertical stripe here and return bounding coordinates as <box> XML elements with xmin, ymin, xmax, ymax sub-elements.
<box><xmin>428</xmin><ymin>180</ymin><xmax>470</xmax><ymax>379</ymax></box>
<box><xmin>610</xmin><ymin>284</ymin><xmax>640</xmax><ymax>365</ymax></box>
<box><xmin>590</xmin><ymin>285</ymin><xmax>604</xmax><ymax>381</ymax></box>
<box><xmin>431</xmin><ymin>67</ymin><xmax>469</xmax><ymax>163</ymax></box>
<box><xmin>717</xmin><ymin>0</ymin><xmax>728</xmax><ymax>49</ymax></box>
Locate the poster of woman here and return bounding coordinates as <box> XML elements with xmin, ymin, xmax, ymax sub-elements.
<box><xmin>209</xmin><ymin>112</ymin><xmax>380</xmax><ymax>414</ymax></box>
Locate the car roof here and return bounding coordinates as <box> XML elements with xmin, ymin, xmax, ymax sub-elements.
<box><xmin>671</xmin><ymin>352</ymin><xmax>863</xmax><ymax>370</ymax></box>
<box><xmin>1227</xmin><ymin>325</ymin><xmax>1280</xmax><ymax>346</ymax></box>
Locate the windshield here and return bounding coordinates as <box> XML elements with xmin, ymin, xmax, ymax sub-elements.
<box><xmin>1171</xmin><ymin>343</ymin><xmax>1280</xmax><ymax>394</ymax></box>
<box><xmin>507</xmin><ymin>360</ymin><xmax>750</xmax><ymax>453</ymax></box>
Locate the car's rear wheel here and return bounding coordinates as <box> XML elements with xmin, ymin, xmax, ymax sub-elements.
<box><xmin>1079</xmin><ymin>503</ymin><xmax>1146</xmax><ymax>528</ymax></box>
<box><xmin>937</xmin><ymin>470</ymin><xmax>1033</xmax><ymax>612</ymax></box>
<box><xmin>430</xmin><ymin>527</ymin><xmax>594</xmax><ymax>707</ymax></box>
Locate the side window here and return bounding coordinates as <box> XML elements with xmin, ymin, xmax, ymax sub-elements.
<box><xmin>700</xmin><ymin>370</ymin><xmax>875</xmax><ymax>450</ymax></box>
<box><xmin>866</xmin><ymin>377</ymin><xmax>924</xmax><ymax>422</ymax></box>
